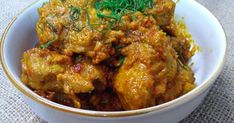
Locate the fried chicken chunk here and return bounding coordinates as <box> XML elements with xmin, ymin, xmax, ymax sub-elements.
<box><xmin>114</xmin><ymin>27</ymin><xmax>179</xmax><ymax>110</ymax></box>
<box><xmin>36</xmin><ymin>0</ymin><xmax>113</xmax><ymax>64</ymax></box>
<box><xmin>159</xmin><ymin>64</ymin><xmax>196</xmax><ymax>103</ymax></box>
<box><xmin>57</xmin><ymin>60</ymin><xmax>107</xmax><ymax>94</ymax></box>
<box><xmin>113</xmin><ymin>43</ymin><xmax>157</xmax><ymax>110</ymax></box>
<box><xmin>147</xmin><ymin>0</ymin><xmax>176</xmax><ymax>26</ymax></box>
<box><xmin>21</xmin><ymin>48</ymin><xmax>71</xmax><ymax>91</ymax></box>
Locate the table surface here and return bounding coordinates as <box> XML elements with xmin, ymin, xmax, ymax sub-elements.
<box><xmin>0</xmin><ymin>0</ymin><xmax>233</xmax><ymax>123</ymax></box>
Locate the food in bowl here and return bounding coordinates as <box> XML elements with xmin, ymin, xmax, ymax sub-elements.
<box><xmin>20</xmin><ymin>0</ymin><xmax>198</xmax><ymax>111</ymax></box>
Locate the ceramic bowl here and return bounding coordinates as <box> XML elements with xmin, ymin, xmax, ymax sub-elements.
<box><xmin>0</xmin><ymin>0</ymin><xmax>226</xmax><ymax>123</ymax></box>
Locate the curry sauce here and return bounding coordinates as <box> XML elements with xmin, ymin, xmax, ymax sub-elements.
<box><xmin>21</xmin><ymin>0</ymin><xmax>197</xmax><ymax>111</ymax></box>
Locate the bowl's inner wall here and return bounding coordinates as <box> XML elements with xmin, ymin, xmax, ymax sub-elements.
<box><xmin>176</xmin><ymin>0</ymin><xmax>225</xmax><ymax>85</ymax></box>
<box><xmin>3</xmin><ymin>0</ymin><xmax>226</xmax><ymax>94</ymax></box>
<box><xmin>3</xmin><ymin>1</ymin><xmax>40</xmax><ymax>85</ymax></box>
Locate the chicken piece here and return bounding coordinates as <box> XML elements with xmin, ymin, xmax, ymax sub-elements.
<box><xmin>119</xmin><ymin>25</ymin><xmax>179</xmax><ymax>96</ymax></box>
<box><xmin>163</xmin><ymin>20</ymin><xmax>197</xmax><ymax>63</ymax></box>
<box><xmin>57</xmin><ymin>60</ymin><xmax>107</xmax><ymax>94</ymax></box>
<box><xmin>157</xmin><ymin>64</ymin><xmax>196</xmax><ymax>103</ymax></box>
<box><xmin>36</xmin><ymin>0</ymin><xmax>94</xmax><ymax>45</ymax></box>
<box><xmin>114</xmin><ymin>63</ymin><xmax>155</xmax><ymax>110</ymax></box>
<box><xmin>63</xmin><ymin>28</ymin><xmax>99</xmax><ymax>55</ymax></box>
<box><xmin>113</xmin><ymin>43</ymin><xmax>157</xmax><ymax>110</ymax></box>
<box><xmin>147</xmin><ymin>0</ymin><xmax>175</xmax><ymax>26</ymax></box>
<box><xmin>63</xmin><ymin>28</ymin><xmax>113</xmax><ymax>64</ymax></box>
<box><xmin>36</xmin><ymin>0</ymin><xmax>66</xmax><ymax>45</ymax></box>
<box><xmin>21</xmin><ymin>48</ymin><xmax>71</xmax><ymax>91</ymax></box>
<box><xmin>114</xmin><ymin>27</ymin><xmax>179</xmax><ymax>110</ymax></box>
<box><xmin>143</xmin><ymin>27</ymin><xmax>178</xmax><ymax>79</ymax></box>
<box><xmin>37</xmin><ymin>0</ymin><xmax>113</xmax><ymax>63</ymax></box>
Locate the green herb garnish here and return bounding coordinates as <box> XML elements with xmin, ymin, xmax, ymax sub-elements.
<box><xmin>114</xmin><ymin>44</ymin><xmax>126</xmax><ymax>51</ymax></box>
<box><xmin>70</xmin><ymin>6</ymin><xmax>98</xmax><ymax>30</ymax></box>
<box><xmin>118</xmin><ymin>55</ymin><xmax>125</xmax><ymax>67</ymax></box>
<box><xmin>84</xmin><ymin>9</ymin><xmax>91</xmax><ymax>28</ymax></box>
<box><xmin>40</xmin><ymin>38</ymin><xmax>57</xmax><ymax>49</ymax></box>
<box><xmin>95</xmin><ymin>0</ymin><xmax>154</xmax><ymax>22</ymax></box>
<box><xmin>177</xmin><ymin>59</ymin><xmax>189</xmax><ymax>70</ymax></box>
<box><xmin>178</xmin><ymin>55</ymin><xmax>185</xmax><ymax>63</ymax></box>
<box><xmin>69</xmin><ymin>6</ymin><xmax>81</xmax><ymax>21</ymax></box>
<box><xmin>47</xmin><ymin>21</ymin><xmax>57</xmax><ymax>32</ymax></box>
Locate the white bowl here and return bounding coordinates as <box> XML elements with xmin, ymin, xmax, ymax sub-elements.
<box><xmin>0</xmin><ymin>0</ymin><xmax>226</xmax><ymax>123</ymax></box>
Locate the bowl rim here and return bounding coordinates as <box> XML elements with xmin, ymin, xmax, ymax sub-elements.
<box><xmin>0</xmin><ymin>0</ymin><xmax>227</xmax><ymax>118</ymax></box>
